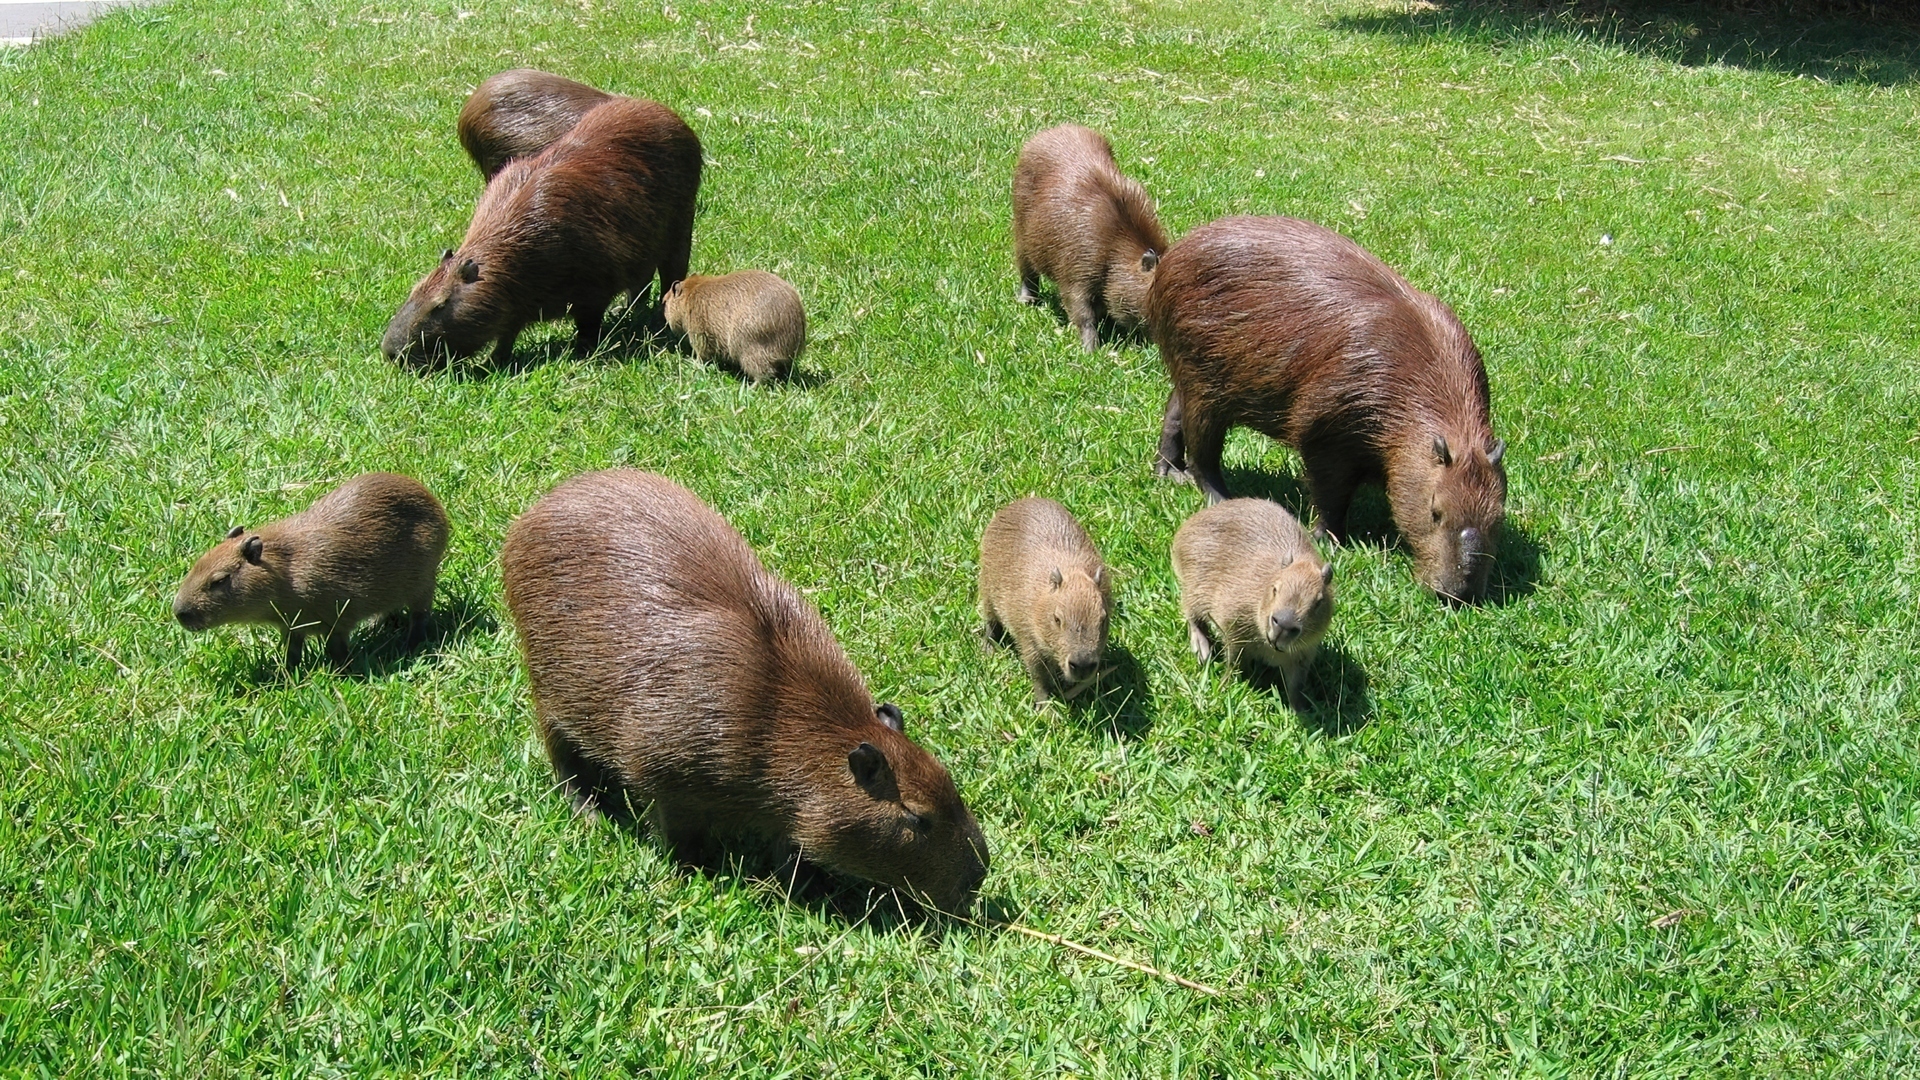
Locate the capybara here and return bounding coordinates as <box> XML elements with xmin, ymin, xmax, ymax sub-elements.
<box><xmin>1012</xmin><ymin>124</ymin><xmax>1169</xmax><ymax>351</ymax></box>
<box><xmin>1171</xmin><ymin>498</ymin><xmax>1333</xmax><ymax>712</ymax></box>
<box><xmin>977</xmin><ymin>497</ymin><xmax>1112</xmax><ymax>705</ymax></box>
<box><xmin>500</xmin><ymin>469</ymin><xmax>990</xmax><ymax>914</ymax></box>
<box><xmin>1147</xmin><ymin>214</ymin><xmax>1507</xmax><ymax>602</ymax></box>
<box><xmin>662</xmin><ymin>270</ymin><xmax>806</xmax><ymax>383</ymax></box>
<box><xmin>457</xmin><ymin>68</ymin><xmax>612</xmax><ymax>180</ymax></box>
<box><xmin>381</xmin><ymin>97</ymin><xmax>702</xmax><ymax>368</ymax></box>
<box><xmin>172</xmin><ymin>472</ymin><xmax>450</xmax><ymax>667</ymax></box>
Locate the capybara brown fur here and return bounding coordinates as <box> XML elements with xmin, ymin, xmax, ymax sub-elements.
<box><xmin>1147</xmin><ymin>215</ymin><xmax>1507</xmax><ymax>602</ymax></box>
<box><xmin>457</xmin><ymin>68</ymin><xmax>613</xmax><ymax>181</ymax></box>
<box><xmin>1171</xmin><ymin>498</ymin><xmax>1333</xmax><ymax>712</ymax></box>
<box><xmin>662</xmin><ymin>270</ymin><xmax>806</xmax><ymax>383</ymax></box>
<box><xmin>500</xmin><ymin>469</ymin><xmax>990</xmax><ymax>914</ymax></box>
<box><xmin>382</xmin><ymin>96</ymin><xmax>702</xmax><ymax>368</ymax></box>
<box><xmin>172</xmin><ymin>472</ymin><xmax>450</xmax><ymax>667</ymax></box>
<box><xmin>977</xmin><ymin>497</ymin><xmax>1112</xmax><ymax>705</ymax></box>
<box><xmin>1012</xmin><ymin>124</ymin><xmax>1169</xmax><ymax>351</ymax></box>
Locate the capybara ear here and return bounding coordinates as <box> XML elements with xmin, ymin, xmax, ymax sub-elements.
<box><xmin>440</xmin><ymin>248</ymin><xmax>455</xmax><ymax>262</ymax></box>
<box><xmin>1049</xmin><ymin>566</ymin><xmax>1063</xmax><ymax>590</ymax></box>
<box><xmin>1432</xmin><ymin>435</ymin><xmax>1453</xmax><ymax>467</ymax></box>
<box><xmin>1140</xmin><ymin>249</ymin><xmax>1159</xmax><ymax>273</ymax></box>
<box><xmin>875</xmin><ymin>702</ymin><xmax>904</xmax><ymax>733</ymax></box>
<box><xmin>1487</xmin><ymin>438</ymin><xmax>1506</xmax><ymax>466</ymax></box>
<box><xmin>848</xmin><ymin>742</ymin><xmax>897</xmax><ymax>799</ymax></box>
<box><xmin>225</xmin><ymin>525</ymin><xmax>246</xmax><ymax>539</ymax></box>
<box><xmin>1320</xmin><ymin>562</ymin><xmax>1334</xmax><ymax>586</ymax></box>
<box><xmin>457</xmin><ymin>258</ymin><xmax>480</xmax><ymax>284</ymax></box>
<box><xmin>669</xmin><ymin>280</ymin><xmax>683</xmax><ymax>296</ymax></box>
<box><xmin>241</xmin><ymin>535</ymin><xmax>264</xmax><ymax>564</ymax></box>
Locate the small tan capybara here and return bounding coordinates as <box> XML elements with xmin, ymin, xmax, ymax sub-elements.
<box><xmin>172</xmin><ymin>472</ymin><xmax>450</xmax><ymax>667</ymax></box>
<box><xmin>500</xmin><ymin>469</ymin><xmax>990</xmax><ymax>914</ymax></box>
<box><xmin>662</xmin><ymin>270</ymin><xmax>806</xmax><ymax>383</ymax></box>
<box><xmin>1012</xmin><ymin>124</ymin><xmax>1169</xmax><ymax>351</ymax></box>
<box><xmin>381</xmin><ymin>97</ymin><xmax>702</xmax><ymax>368</ymax></box>
<box><xmin>977</xmin><ymin>497</ymin><xmax>1112</xmax><ymax>705</ymax></box>
<box><xmin>1171</xmin><ymin>498</ymin><xmax>1333</xmax><ymax>713</ymax></box>
<box><xmin>1147</xmin><ymin>215</ymin><xmax>1507</xmax><ymax>602</ymax></box>
<box><xmin>457</xmin><ymin>68</ymin><xmax>612</xmax><ymax>181</ymax></box>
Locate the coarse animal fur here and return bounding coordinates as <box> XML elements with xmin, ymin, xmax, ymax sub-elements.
<box><xmin>172</xmin><ymin>472</ymin><xmax>450</xmax><ymax>667</ymax></box>
<box><xmin>500</xmin><ymin>469</ymin><xmax>990</xmax><ymax>914</ymax></box>
<box><xmin>457</xmin><ymin>68</ymin><xmax>613</xmax><ymax>181</ymax></box>
<box><xmin>382</xmin><ymin>97</ymin><xmax>702</xmax><ymax>368</ymax></box>
<box><xmin>662</xmin><ymin>270</ymin><xmax>806</xmax><ymax>383</ymax></box>
<box><xmin>1012</xmin><ymin>124</ymin><xmax>1169</xmax><ymax>351</ymax></box>
<box><xmin>1170</xmin><ymin>498</ymin><xmax>1333</xmax><ymax>712</ymax></box>
<box><xmin>1147</xmin><ymin>215</ymin><xmax>1507</xmax><ymax>602</ymax></box>
<box><xmin>977</xmin><ymin>497</ymin><xmax>1112</xmax><ymax>705</ymax></box>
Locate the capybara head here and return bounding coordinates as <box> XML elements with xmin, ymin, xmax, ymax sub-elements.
<box><xmin>1103</xmin><ymin>246</ymin><xmax>1160</xmax><ymax>327</ymax></box>
<box><xmin>381</xmin><ymin>248</ymin><xmax>502</xmax><ymax>365</ymax></box>
<box><xmin>1405</xmin><ymin>435</ymin><xmax>1507</xmax><ymax>602</ymax></box>
<box><xmin>1261</xmin><ymin>556</ymin><xmax>1334</xmax><ymax>652</ymax></box>
<box><xmin>173</xmin><ymin>526</ymin><xmax>281</xmax><ymax>631</ymax></box>
<box><xmin>1040</xmin><ymin>564</ymin><xmax>1111</xmax><ymax>695</ymax></box>
<box><xmin>661</xmin><ymin>276</ymin><xmax>696</xmax><ymax>335</ymax></box>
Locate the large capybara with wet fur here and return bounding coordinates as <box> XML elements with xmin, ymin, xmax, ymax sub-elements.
<box><xmin>1147</xmin><ymin>215</ymin><xmax>1507</xmax><ymax>602</ymax></box>
<box><xmin>662</xmin><ymin>270</ymin><xmax>806</xmax><ymax>383</ymax></box>
<box><xmin>1012</xmin><ymin>124</ymin><xmax>1169</xmax><ymax>351</ymax></box>
<box><xmin>977</xmin><ymin>497</ymin><xmax>1112</xmax><ymax>705</ymax></box>
<box><xmin>501</xmin><ymin>469</ymin><xmax>990</xmax><ymax>914</ymax></box>
<box><xmin>172</xmin><ymin>472</ymin><xmax>450</xmax><ymax>667</ymax></box>
<box><xmin>382</xmin><ymin>97</ymin><xmax>702</xmax><ymax>367</ymax></box>
<box><xmin>457</xmin><ymin>68</ymin><xmax>612</xmax><ymax>180</ymax></box>
<box><xmin>1171</xmin><ymin>498</ymin><xmax>1332</xmax><ymax>712</ymax></box>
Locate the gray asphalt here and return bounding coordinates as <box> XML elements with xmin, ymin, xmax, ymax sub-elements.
<box><xmin>1</xmin><ymin>1</ymin><xmax>147</xmax><ymax>43</ymax></box>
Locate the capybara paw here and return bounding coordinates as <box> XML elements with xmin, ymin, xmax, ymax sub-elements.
<box><xmin>1187</xmin><ymin>623</ymin><xmax>1214</xmax><ymax>663</ymax></box>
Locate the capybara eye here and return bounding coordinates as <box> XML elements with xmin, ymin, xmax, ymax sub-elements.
<box><xmin>1431</xmin><ymin>504</ymin><xmax>1443</xmax><ymax>522</ymax></box>
<box><xmin>209</xmin><ymin>572</ymin><xmax>230</xmax><ymax>587</ymax></box>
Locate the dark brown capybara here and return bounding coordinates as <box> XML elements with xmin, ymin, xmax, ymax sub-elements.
<box><xmin>500</xmin><ymin>469</ymin><xmax>990</xmax><ymax>915</ymax></box>
<box><xmin>1147</xmin><ymin>215</ymin><xmax>1507</xmax><ymax>602</ymax></box>
<box><xmin>381</xmin><ymin>96</ymin><xmax>702</xmax><ymax>368</ymax></box>
<box><xmin>1012</xmin><ymin>124</ymin><xmax>1169</xmax><ymax>351</ymax></box>
<box><xmin>172</xmin><ymin>472</ymin><xmax>450</xmax><ymax>667</ymax></box>
<box><xmin>977</xmin><ymin>497</ymin><xmax>1112</xmax><ymax>705</ymax></box>
<box><xmin>662</xmin><ymin>270</ymin><xmax>806</xmax><ymax>383</ymax></box>
<box><xmin>1171</xmin><ymin>498</ymin><xmax>1332</xmax><ymax>712</ymax></box>
<box><xmin>457</xmin><ymin>68</ymin><xmax>613</xmax><ymax>181</ymax></box>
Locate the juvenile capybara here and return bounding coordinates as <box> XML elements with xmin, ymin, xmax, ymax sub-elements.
<box><xmin>381</xmin><ymin>96</ymin><xmax>702</xmax><ymax>368</ymax></box>
<box><xmin>457</xmin><ymin>68</ymin><xmax>612</xmax><ymax>180</ymax></box>
<box><xmin>662</xmin><ymin>270</ymin><xmax>806</xmax><ymax>383</ymax></box>
<box><xmin>977</xmin><ymin>497</ymin><xmax>1112</xmax><ymax>705</ymax></box>
<box><xmin>172</xmin><ymin>472</ymin><xmax>450</xmax><ymax>667</ymax></box>
<box><xmin>1171</xmin><ymin>498</ymin><xmax>1333</xmax><ymax>712</ymax></box>
<box><xmin>1147</xmin><ymin>215</ymin><xmax>1507</xmax><ymax>602</ymax></box>
<box><xmin>1012</xmin><ymin>124</ymin><xmax>1169</xmax><ymax>351</ymax></box>
<box><xmin>500</xmin><ymin>469</ymin><xmax>990</xmax><ymax>914</ymax></box>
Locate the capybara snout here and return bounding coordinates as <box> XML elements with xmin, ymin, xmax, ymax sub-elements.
<box><xmin>381</xmin><ymin>250</ymin><xmax>489</xmax><ymax>366</ymax></box>
<box><xmin>1417</xmin><ymin>435</ymin><xmax>1507</xmax><ymax>601</ymax></box>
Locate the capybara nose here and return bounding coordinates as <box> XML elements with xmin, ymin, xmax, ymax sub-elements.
<box><xmin>1460</xmin><ymin>526</ymin><xmax>1482</xmax><ymax>554</ymax></box>
<box><xmin>1066</xmin><ymin>657</ymin><xmax>1098</xmax><ymax>683</ymax></box>
<box><xmin>173</xmin><ymin>603</ymin><xmax>200</xmax><ymax>631</ymax></box>
<box><xmin>1268</xmin><ymin>610</ymin><xmax>1300</xmax><ymax>643</ymax></box>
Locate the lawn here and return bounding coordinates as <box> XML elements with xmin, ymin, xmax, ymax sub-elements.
<box><xmin>2</xmin><ymin>0</ymin><xmax>1918</xmax><ymax>1073</ymax></box>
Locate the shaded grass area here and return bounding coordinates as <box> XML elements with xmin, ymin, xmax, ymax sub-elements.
<box><xmin>1</xmin><ymin>0</ymin><xmax>1918</xmax><ymax>1073</ymax></box>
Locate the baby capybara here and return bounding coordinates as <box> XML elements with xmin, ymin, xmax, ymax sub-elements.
<box><xmin>977</xmin><ymin>497</ymin><xmax>1112</xmax><ymax>705</ymax></box>
<box><xmin>172</xmin><ymin>472</ymin><xmax>449</xmax><ymax>668</ymax></box>
<box><xmin>501</xmin><ymin>469</ymin><xmax>990</xmax><ymax>914</ymax></box>
<box><xmin>457</xmin><ymin>68</ymin><xmax>612</xmax><ymax>180</ymax></box>
<box><xmin>662</xmin><ymin>270</ymin><xmax>806</xmax><ymax>383</ymax></box>
<box><xmin>1012</xmin><ymin>124</ymin><xmax>1169</xmax><ymax>351</ymax></box>
<box><xmin>1147</xmin><ymin>215</ymin><xmax>1507</xmax><ymax>602</ymax></box>
<box><xmin>381</xmin><ymin>96</ymin><xmax>702</xmax><ymax>368</ymax></box>
<box><xmin>1171</xmin><ymin>498</ymin><xmax>1332</xmax><ymax>713</ymax></box>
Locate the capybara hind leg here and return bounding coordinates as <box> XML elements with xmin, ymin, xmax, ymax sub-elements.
<box><xmin>1183</xmin><ymin>416</ymin><xmax>1232</xmax><ymax>504</ymax></box>
<box><xmin>542</xmin><ymin>725</ymin><xmax>612</xmax><ymax>816</ymax></box>
<box><xmin>1304</xmin><ymin>457</ymin><xmax>1358</xmax><ymax>544</ymax></box>
<box><xmin>659</xmin><ymin>223</ymin><xmax>693</xmax><ymax>296</ymax></box>
<box><xmin>1155</xmin><ymin>388</ymin><xmax>1188</xmax><ymax>481</ymax></box>
<box><xmin>1061</xmin><ymin>286</ymin><xmax>1101</xmax><ymax>352</ymax></box>
<box><xmin>572</xmin><ymin>297</ymin><xmax>613</xmax><ymax>356</ymax></box>
<box><xmin>324</xmin><ymin>631</ymin><xmax>351</xmax><ymax>667</ymax></box>
<box><xmin>283</xmin><ymin>631</ymin><xmax>306</xmax><ymax>669</ymax></box>
<box><xmin>402</xmin><ymin>603</ymin><xmax>431</xmax><ymax>652</ymax></box>
<box><xmin>1016</xmin><ymin>255</ymin><xmax>1040</xmax><ymax>306</ymax></box>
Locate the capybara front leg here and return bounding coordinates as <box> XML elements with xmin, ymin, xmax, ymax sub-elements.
<box><xmin>324</xmin><ymin>631</ymin><xmax>351</xmax><ymax>667</ymax></box>
<box><xmin>1186</xmin><ymin>617</ymin><xmax>1215</xmax><ymax>664</ymax></box>
<box><xmin>1305</xmin><ymin>456</ymin><xmax>1358</xmax><ymax>544</ymax></box>
<box><xmin>283</xmin><ymin>630</ymin><xmax>306</xmax><ymax>670</ymax></box>
<box><xmin>1016</xmin><ymin>257</ymin><xmax>1040</xmax><ymax>306</ymax></box>
<box><xmin>489</xmin><ymin>326</ymin><xmax>522</xmax><ymax>369</ymax></box>
<box><xmin>1062</xmin><ymin>286</ymin><xmax>1101</xmax><ymax>352</ymax></box>
<box><xmin>1184</xmin><ymin>415</ymin><xmax>1232</xmax><ymax>505</ymax></box>
<box><xmin>572</xmin><ymin>297</ymin><xmax>612</xmax><ymax>356</ymax></box>
<box><xmin>1155</xmin><ymin>388</ymin><xmax>1188</xmax><ymax>480</ymax></box>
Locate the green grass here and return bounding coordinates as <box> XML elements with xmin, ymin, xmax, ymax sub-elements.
<box><xmin>3</xmin><ymin>0</ymin><xmax>1919</xmax><ymax>1073</ymax></box>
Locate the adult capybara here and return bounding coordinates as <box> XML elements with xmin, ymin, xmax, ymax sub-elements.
<box><xmin>662</xmin><ymin>270</ymin><xmax>806</xmax><ymax>383</ymax></box>
<box><xmin>1171</xmin><ymin>498</ymin><xmax>1332</xmax><ymax>712</ymax></box>
<box><xmin>381</xmin><ymin>97</ymin><xmax>702</xmax><ymax>368</ymax></box>
<box><xmin>172</xmin><ymin>472</ymin><xmax>449</xmax><ymax>667</ymax></box>
<box><xmin>1147</xmin><ymin>215</ymin><xmax>1507</xmax><ymax>602</ymax></box>
<box><xmin>501</xmin><ymin>469</ymin><xmax>990</xmax><ymax>914</ymax></box>
<box><xmin>977</xmin><ymin>497</ymin><xmax>1112</xmax><ymax>705</ymax></box>
<box><xmin>457</xmin><ymin>68</ymin><xmax>612</xmax><ymax>180</ymax></box>
<box><xmin>1012</xmin><ymin>124</ymin><xmax>1169</xmax><ymax>351</ymax></box>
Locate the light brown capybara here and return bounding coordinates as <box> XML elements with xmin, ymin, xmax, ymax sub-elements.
<box><xmin>500</xmin><ymin>469</ymin><xmax>990</xmax><ymax>914</ymax></box>
<box><xmin>977</xmin><ymin>497</ymin><xmax>1112</xmax><ymax>705</ymax></box>
<box><xmin>1012</xmin><ymin>124</ymin><xmax>1169</xmax><ymax>351</ymax></box>
<box><xmin>1171</xmin><ymin>498</ymin><xmax>1333</xmax><ymax>712</ymax></box>
<box><xmin>381</xmin><ymin>97</ymin><xmax>702</xmax><ymax>368</ymax></box>
<box><xmin>662</xmin><ymin>270</ymin><xmax>806</xmax><ymax>383</ymax></box>
<box><xmin>457</xmin><ymin>68</ymin><xmax>613</xmax><ymax>180</ymax></box>
<box><xmin>172</xmin><ymin>472</ymin><xmax>450</xmax><ymax>667</ymax></box>
<box><xmin>1147</xmin><ymin>214</ymin><xmax>1507</xmax><ymax>602</ymax></box>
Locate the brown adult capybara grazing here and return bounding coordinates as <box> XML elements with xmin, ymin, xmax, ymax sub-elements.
<box><xmin>172</xmin><ymin>473</ymin><xmax>450</xmax><ymax>668</ymax></box>
<box><xmin>662</xmin><ymin>270</ymin><xmax>806</xmax><ymax>383</ymax></box>
<box><xmin>1171</xmin><ymin>498</ymin><xmax>1332</xmax><ymax>713</ymax></box>
<box><xmin>382</xmin><ymin>96</ymin><xmax>702</xmax><ymax>368</ymax></box>
<box><xmin>457</xmin><ymin>68</ymin><xmax>612</xmax><ymax>180</ymax></box>
<box><xmin>1012</xmin><ymin>124</ymin><xmax>1169</xmax><ymax>352</ymax></box>
<box><xmin>501</xmin><ymin>469</ymin><xmax>990</xmax><ymax>914</ymax></box>
<box><xmin>1147</xmin><ymin>215</ymin><xmax>1507</xmax><ymax>602</ymax></box>
<box><xmin>977</xmin><ymin>497</ymin><xmax>1112</xmax><ymax>705</ymax></box>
